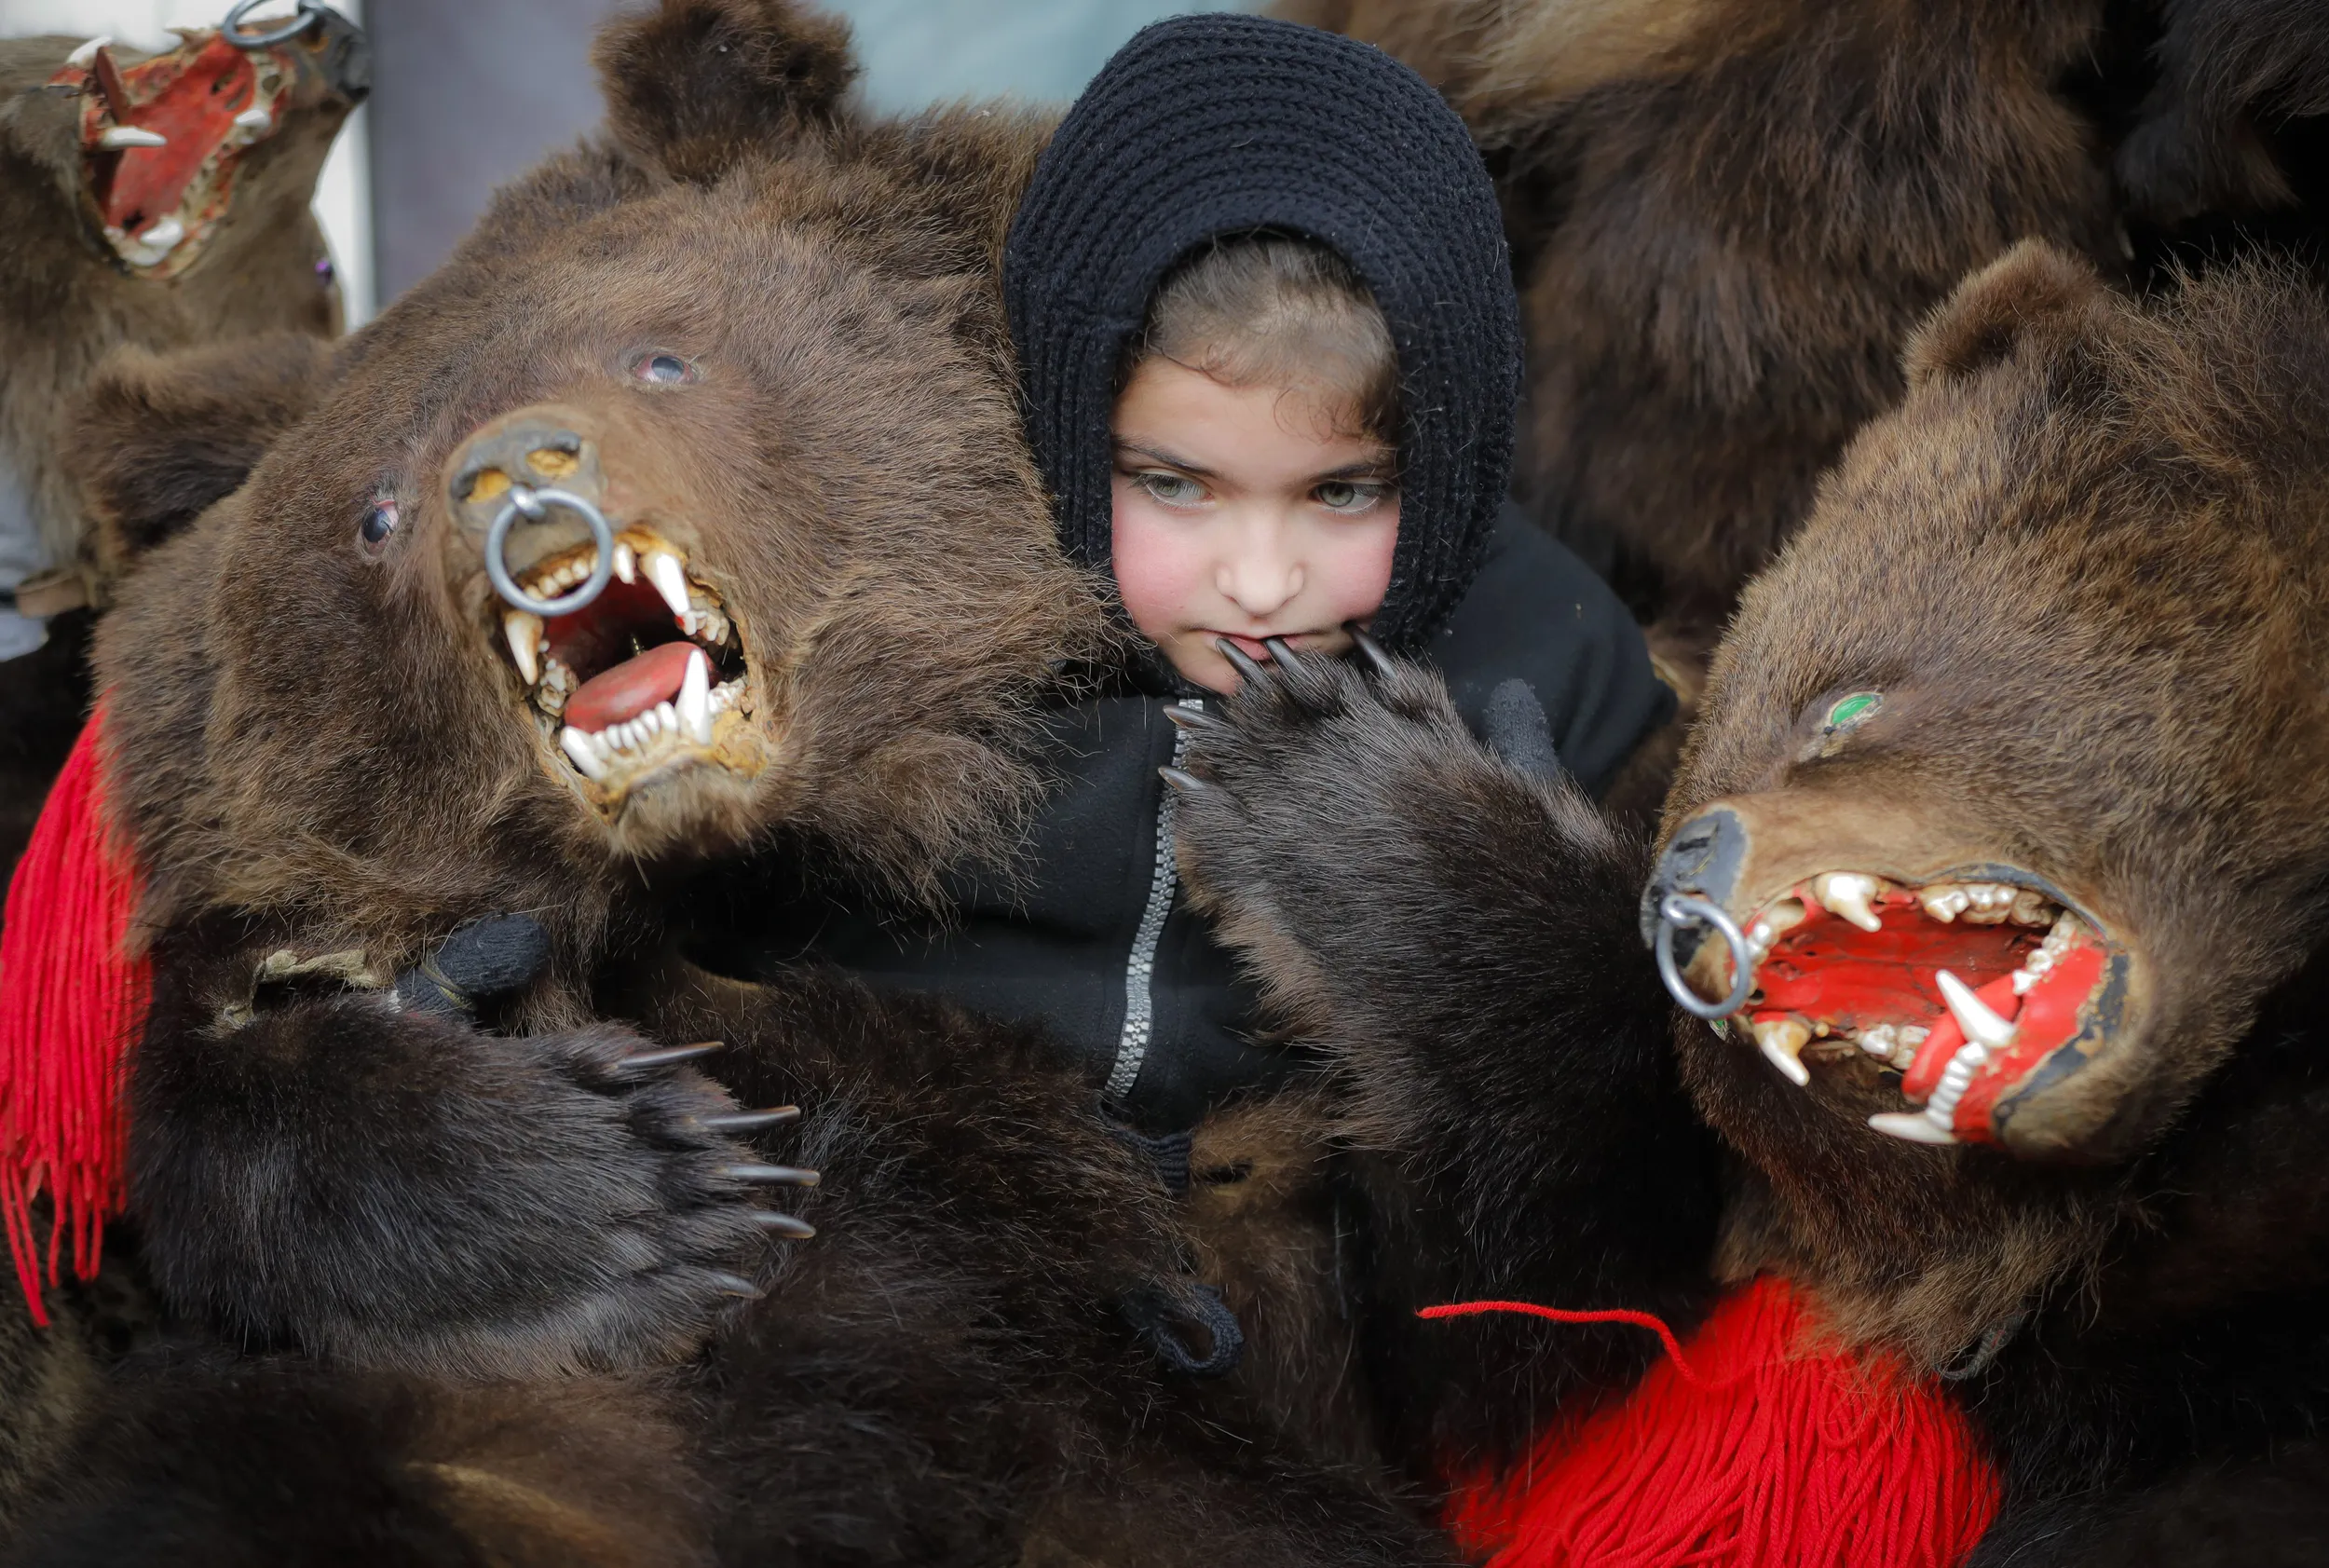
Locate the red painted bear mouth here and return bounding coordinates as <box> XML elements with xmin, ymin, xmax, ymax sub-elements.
<box><xmin>50</xmin><ymin>32</ymin><xmax>302</xmax><ymax>279</ymax></box>
<box><xmin>494</xmin><ymin>529</ymin><xmax>756</xmax><ymax>806</ymax></box>
<box><xmin>1690</xmin><ymin>871</ymin><xmax>2126</xmax><ymax>1147</ymax></box>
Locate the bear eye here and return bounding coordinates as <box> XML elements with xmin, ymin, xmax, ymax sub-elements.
<box><xmin>315</xmin><ymin>256</ymin><xmax>335</xmax><ymax>286</ymax></box>
<box><xmin>358</xmin><ymin>498</ymin><xmax>399</xmax><ymax>553</ymax></box>
<box><xmin>1802</xmin><ymin>689</ymin><xmax>1883</xmax><ymax>759</ymax></box>
<box><xmin>1824</xmin><ymin>691</ymin><xmax>1882</xmax><ymax>732</ymax></box>
<box><xmin>628</xmin><ymin>349</ymin><xmax>698</xmax><ymax>387</ymax></box>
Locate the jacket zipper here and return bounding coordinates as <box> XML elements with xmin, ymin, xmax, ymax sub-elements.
<box><xmin>1107</xmin><ymin>699</ymin><xmax>1196</xmax><ymax>1106</ymax></box>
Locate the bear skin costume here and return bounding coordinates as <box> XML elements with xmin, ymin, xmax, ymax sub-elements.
<box><xmin>0</xmin><ymin>3</ymin><xmax>1448</xmax><ymax>1563</ymax></box>
<box><xmin>1281</xmin><ymin>0</ymin><xmax>2329</xmax><ymax>684</ymax></box>
<box><xmin>1170</xmin><ymin>242</ymin><xmax>2329</xmax><ymax>1565</ymax></box>
<box><xmin>0</xmin><ymin>11</ymin><xmax>367</xmax><ymax>881</ymax></box>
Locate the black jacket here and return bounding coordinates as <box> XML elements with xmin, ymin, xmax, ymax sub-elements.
<box><xmin>698</xmin><ymin>515</ymin><xmax>1670</xmax><ymax>1133</ymax></box>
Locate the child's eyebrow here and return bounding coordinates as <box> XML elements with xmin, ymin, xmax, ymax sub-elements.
<box><xmin>1310</xmin><ymin>459</ymin><xmax>1396</xmax><ymax>482</ymax></box>
<box><xmin>1114</xmin><ymin>439</ymin><xmax>1218</xmax><ymax>479</ymax></box>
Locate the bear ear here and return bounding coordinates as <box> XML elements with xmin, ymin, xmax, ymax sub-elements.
<box><xmin>592</xmin><ymin>0</ymin><xmax>859</xmax><ymax>184</ymax></box>
<box><xmin>64</xmin><ymin>333</ymin><xmax>334</xmax><ymax>578</ymax></box>
<box><xmin>1903</xmin><ymin>241</ymin><xmax>2108</xmax><ymax>390</ymax></box>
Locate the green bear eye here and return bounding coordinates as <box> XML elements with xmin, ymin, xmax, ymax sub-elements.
<box><xmin>1824</xmin><ymin>692</ymin><xmax>1882</xmax><ymax>732</ymax></box>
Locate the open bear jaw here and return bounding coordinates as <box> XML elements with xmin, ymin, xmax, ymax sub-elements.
<box><xmin>1682</xmin><ymin>867</ymin><xmax>2128</xmax><ymax>1150</ymax></box>
<box><xmin>494</xmin><ymin>528</ymin><xmax>761</xmax><ymax>811</ymax></box>
<box><xmin>49</xmin><ymin>31</ymin><xmax>301</xmax><ymax>279</ymax></box>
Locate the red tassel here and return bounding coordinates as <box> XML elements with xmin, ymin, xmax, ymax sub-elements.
<box><xmin>1428</xmin><ymin>1277</ymin><xmax>2001</xmax><ymax>1568</ymax></box>
<box><xmin>0</xmin><ymin>709</ymin><xmax>147</xmax><ymax>1325</ymax></box>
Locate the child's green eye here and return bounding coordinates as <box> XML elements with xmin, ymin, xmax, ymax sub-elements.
<box><xmin>1134</xmin><ymin>471</ymin><xmax>1206</xmax><ymax>508</ymax></box>
<box><xmin>1313</xmin><ymin>480</ymin><xmax>1387</xmax><ymax>513</ymax></box>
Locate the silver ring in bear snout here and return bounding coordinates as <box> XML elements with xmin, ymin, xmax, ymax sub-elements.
<box><xmin>222</xmin><ymin>0</ymin><xmax>323</xmax><ymax>47</ymax></box>
<box><xmin>485</xmin><ymin>486</ymin><xmax>615</xmax><ymax>619</ymax></box>
<box><xmin>1655</xmin><ymin>893</ymin><xmax>1755</xmax><ymax>1020</ymax></box>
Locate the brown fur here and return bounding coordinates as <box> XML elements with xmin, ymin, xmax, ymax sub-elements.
<box><xmin>1665</xmin><ymin>244</ymin><xmax>2329</xmax><ymax>1352</ymax></box>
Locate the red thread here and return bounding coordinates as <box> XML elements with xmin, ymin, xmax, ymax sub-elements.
<box><xmin>1418</xmin><ymin>1300</ymin><xmax>1711</xmax><ymax>1390</ymax></box>
<box><xmin>1426</xmin><ymin>1277</ymin><xmax>2000</xmax><ymax>1568</ymax></box>
<box><xmin>0</xmin><ymin>710</ymin><xmax>148</xmax><ymax>1324</ymax></box>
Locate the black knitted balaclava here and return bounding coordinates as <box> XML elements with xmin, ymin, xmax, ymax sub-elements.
<box><xmin>1003</xmin><ymin>12</ymin><xmax>1522</xmax><ymax>655</ymax></box>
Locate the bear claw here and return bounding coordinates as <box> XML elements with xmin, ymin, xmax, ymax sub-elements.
<box><xmin>620</xmin><ymin>1040</ymin><xmax>723</xmax><ymax>1072</ymax></box>
<box><xmin>752</xmin><ymin>1212</ymin><xmax>816</xmax><ymax>1239</ymax></box>
<box><xmin>720</xmin><ymin>1164</ymin><xmax>820</xmax><ymax>1187</ymax></box>
<box><xmin>695</xmin><ymin>1106</ymin><xmax>801</xmax><ymax>1132</ymax></box>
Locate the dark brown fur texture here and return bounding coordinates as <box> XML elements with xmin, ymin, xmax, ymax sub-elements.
<box><xmin>2116</xmin><ymin>0</ymin><xmax>2329</xmax><ymax>225</ymax></box>
<box><xmin>1173</xmin><ymin>249</ymin><xmax>2329</xmax><ymax>1556</ymax></box>
<box><xmin>9</xmin><ymin>4</ymin><xmax>1446</xmax><ymax>1560</ymax></box>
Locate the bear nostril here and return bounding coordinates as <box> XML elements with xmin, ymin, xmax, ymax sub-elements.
<box><xmin>456</xmin><ymin>467</ymin><xmax>511</xmax><ymax>504</ymax></box>
<box><xmin>527</xmin><ymin>445</ymin><xmax>580</xmax><ymax>482</ymax></box>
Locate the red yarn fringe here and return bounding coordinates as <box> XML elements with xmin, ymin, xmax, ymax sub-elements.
<box><xmin>0</xmin><ymin>712</ymin><xmax>146</xmax><ymax>1325</ymax></box>
<box><xmin>1429</xmin><ymin>1277</ymin><xmax>2001</xmax><ymax>1568</ymax></box>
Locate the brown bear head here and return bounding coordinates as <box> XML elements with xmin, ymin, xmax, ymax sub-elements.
<box><xmin>1644</xmin><ymin>242</ymin><xmax>2329</xmax><ymax>1354</ymax></box>
<box><xmin>1</xmin><ymin>11</ymin><xmax>365</xmax><ymax>571</ymax></box>
<box><xmin>82</xmin><ymin>0</ymin><xmax>1101</xmax><ymax>966</ymax></box>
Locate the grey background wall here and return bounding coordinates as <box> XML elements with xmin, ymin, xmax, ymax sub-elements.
<box><xmin>366</xmin><ymin>0</ymin><xmax>1255</xmax><ymax>305</ymax></box>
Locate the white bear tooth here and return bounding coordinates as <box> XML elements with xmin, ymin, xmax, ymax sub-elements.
<box><xmin>1868</xmin><ymin>1111</ymin><xmax>1958</xmax><ymax>1146</ymax></box>
<box><xmin>560</xmin><ymin>727</ymin><xmax>607</xmax><ymax>780</ymax></box>
<box><xmin>678</xmin><ymin>648</ymin><xmax>712</xmax><ymax>743</ymax></box>
<box><xmin>653</xmin><ymin>702</ymin><xmax>676</xmax><ymax>734</ymax></box>
<box><xmin>66</xmin><ymin>36</ymin><xmax>112</xmax><ymax>68</ymax></box>
<box><xmin>102</xmin><ymin>126</ymin><xmax>169</xmax><ymax>150</ymax></box>
<box><xmin>614</xmin><ymin>541</ymin><xmax>637</xmax><ymax>584</ymax></box>
<box><xmin>503</xmin><ymin>610</ymin><xmax>542</xmax><ymax>685</ymax></box>
<box><xmin>647</xmin><ymin>552</ymin><xmax>691</xmax><ymax>621</ymax></box>
<box><xmin>233</xmin><ymin>107</ymin><xmax>271</xmax><ymax>132</ymax></box>
<box><xmin>1937</xmin><ymin>968</ymin><xmax>2017</xmax><ymax>1051</ymax></box>
<box><xmin>1750</xmin><ymin>1017</ymin><xmax>1812</xmax><ymax>1087</ymax></box>
<box><xmin>1814</xmin><ymin>872</ymin><xmax>1883</xmax><ymax>933</ymax></box>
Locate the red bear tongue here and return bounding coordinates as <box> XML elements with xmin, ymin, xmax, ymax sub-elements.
<box><xmin>565</xmin><ymin>642</ymin><xmax>697</xmax><ymax>734</ymax></box>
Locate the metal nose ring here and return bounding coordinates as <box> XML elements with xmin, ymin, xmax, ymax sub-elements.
<box><xmin>1654</xmin><ymin>892</ymin><xmax>1756</xmax><ymax>1020</ymax></box>
<box><xmin>222</xmin><ymin>0</ymin><xmax>323</xmax><ymax>47</ymax></box>
<box><xmin>485</xmin><ymin>485</ymin><xmax>614</xmax><ymax>619</ymax></box>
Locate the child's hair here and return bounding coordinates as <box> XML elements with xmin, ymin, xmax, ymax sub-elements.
<box><xmin>1127</xmin><ymin>233</ymin><xmax>1398</xmax><ymax>446</ymax></box>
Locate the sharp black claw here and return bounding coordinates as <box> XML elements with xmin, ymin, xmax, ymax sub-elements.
<box><xmin>1346</xmin><ymin>623</ymin><xmax>1396</xmax><ymax>678</ymax></box>
<box><xmin>1214</xmin><ymin>636</ymin><xmax>1270</xmax><ymax>687</ymax></box>
<box><xmin>1261</xmin><ymin>636</ymin><xmax>1301</xmax><ymax>668</ymax></box>
<box><xmin>620</xmin><ymin>1041</ymin><xmax>723</xmax><ymax>1071</ymax></box>
<box><xmin>753</xmin><ymin>1211</ymin><xmax>817</xmax><ymax>1239</ymax></box>
<box><xmin>1163</xmin><ymin>702</ymin><xmax>1225</xmax><ymax>732</ymax></box>
<box><xmin>721</xmin><ymin>1164</ymin><xmax>821</xmax><ymax>1187</ymax></box>
<box><xmin>697</xmin><ymin>1106</ymin><xmax>802</xmax><ymax>1132</ymax></box>
<box><xmin>1159</xmin><ymin>766</ymin><xmax>1212</xmax><ymax>796</ymax></box>
<box><xmin>709</xmin><ymin>1271</ymin><xmax>766</xmax><ymax>1300</ymax></box>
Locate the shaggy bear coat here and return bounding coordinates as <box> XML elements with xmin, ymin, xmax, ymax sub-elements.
<box><xmin>0</xmin><ymin>3</ymin><xmax>1446</xmax><ymax>1562</ymax></box>
<box><xmin>1172</xmin><ymin>244</ymin><xmax>2329</xmax><ymax>1561</ymax></box>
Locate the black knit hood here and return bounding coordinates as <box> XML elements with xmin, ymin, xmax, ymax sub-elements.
<box><xmin>1002</xmin><ymin>12</ymin><xmax>1523</xmax><ymax>653</ymax></box>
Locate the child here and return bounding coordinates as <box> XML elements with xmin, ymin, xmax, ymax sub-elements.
<box><xmin>715</xmin><ymin>14</ymin><xmax>1672</xmax><ymax>1139</ymax></box>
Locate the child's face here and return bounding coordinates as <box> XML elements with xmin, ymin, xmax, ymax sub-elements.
<box><xmin>1110</xmin><ymin>356</ymin><xmax>1398</xmax><ymax>694</ymax></box>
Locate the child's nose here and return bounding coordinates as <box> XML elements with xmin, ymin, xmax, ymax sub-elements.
<box><xmin>1219</xmin><ymin>524</ymin><xmax>1303</xmax><ymax>619</ymax></box>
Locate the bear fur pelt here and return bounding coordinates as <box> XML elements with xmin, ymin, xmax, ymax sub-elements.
<box><xmin>1171</xmin><ymin>244</ymin><xmax>2329</xmax><ymax>1561</ymax></box>
<box><xmin>0</xmin><ymin>15</ymin><xmax>366</xmax><ymax>878</ymax></box>
<box><xmin>0</xmin><ymin>3</ymin><xmax>1447</xmax><ymax>1561</ymax></box>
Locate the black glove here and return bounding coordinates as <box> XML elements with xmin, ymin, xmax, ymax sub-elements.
<box><xmin>1483</xmin><ymin>676</ymin><xmax>1562</xmax><ymax>781</ymax></box>
<box><xmin>392</xmin><ymin>914</ymin><xmax>552</xmax><ymax>1018</ymax></box>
